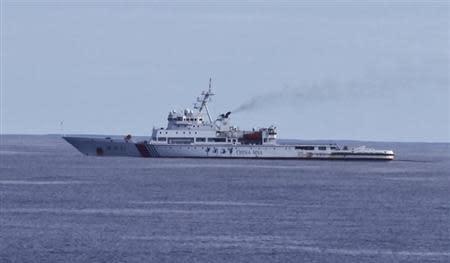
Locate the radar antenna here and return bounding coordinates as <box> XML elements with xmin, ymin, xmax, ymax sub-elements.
<box><xmin>208</xmin><ymin>77</ymin><xmax>212</xmax><ymax>93</ymax></box>
<box><xmin>60</xmin><ymin>121</ymin><xmax>65</xmax><ymax>137</ymax></box>
<box><xmin>195</xmin><ymin>78</ymin><xmax>215</xmax><ymax>123</ymax></box>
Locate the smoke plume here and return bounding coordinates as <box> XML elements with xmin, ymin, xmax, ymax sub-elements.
<box><xmin>231</xmin><ymin>80</ymin><xmax>384</xmax><ymax>114</ymax></box>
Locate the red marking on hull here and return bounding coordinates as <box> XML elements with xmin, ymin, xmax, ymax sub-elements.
<box><xmin>135</xmin><ymin>143</ymin><xmax>151</xmax><ymax>157</ymax></box>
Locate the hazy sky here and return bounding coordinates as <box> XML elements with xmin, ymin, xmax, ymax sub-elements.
<box><xmin>2</xmin><ymin>0</ymin><xmax>449</xmax><ymax>142</ymax></box>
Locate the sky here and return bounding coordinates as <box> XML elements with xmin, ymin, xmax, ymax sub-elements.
<box><xmin>1</xmin><ymin>0</ymin><xmax>449</xmax><ymax>142</ymax></box>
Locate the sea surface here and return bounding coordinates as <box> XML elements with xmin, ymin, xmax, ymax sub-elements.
<box><xmin>1</xmin><ymin>135</ymin><xmax>449</xmax><ymax>263</ymax></box>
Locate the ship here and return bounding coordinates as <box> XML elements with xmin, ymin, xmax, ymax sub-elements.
<box><xmin>64</xmin><ymin>80</ymin><xmax>395</xmax><ymax>160</ymax></box>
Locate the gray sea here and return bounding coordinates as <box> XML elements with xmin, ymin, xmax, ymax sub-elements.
<box><xmin>1</xmin><ymin>135</ymin><xmax>449</xmax><ymax>263</ymax></box>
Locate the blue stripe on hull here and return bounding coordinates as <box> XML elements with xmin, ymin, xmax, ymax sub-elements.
<box><xmin>143</xmin><ymin>143</ymin><xmax>160</xmax><ymax>157</ymax></box>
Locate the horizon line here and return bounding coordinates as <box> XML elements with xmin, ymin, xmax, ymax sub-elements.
<box><xmin>1</xmin><ymin>133</ymin><xmax>449</xmax><ymax>144</ymax></box>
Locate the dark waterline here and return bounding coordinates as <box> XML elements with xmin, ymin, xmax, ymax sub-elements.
<box><xmin>1</xmin><ymin>135</ymin><xmax>449</xmax><ymax>262</ymax></box>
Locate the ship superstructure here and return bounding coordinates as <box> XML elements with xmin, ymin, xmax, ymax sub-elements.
<box><xmin>64</xmin><ymin>79</ymin><xmax>394</xmax><ymax>160</ymax></box>
<box><xmin>150</xmin><ymin>79</ymin><xmax>277</xmax><ymax>148</ymax></box>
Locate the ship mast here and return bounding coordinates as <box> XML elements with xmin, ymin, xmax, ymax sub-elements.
<box><xmin>195</xmin><ymin>78</ymin><xmax>215</xmax><ymax>124</ymax></box>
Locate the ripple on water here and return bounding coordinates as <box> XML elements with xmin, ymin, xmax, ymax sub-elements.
<box><xmin>123</xmin><ymin>235</ymin><xmax>450</xmax><ymax>258</ymax></box>
<box><xmin>131</xmin><ymin>201</ymin><xmax>278</xmax><ymax>207</ymax></box>
<box><xmin>1</xmin><ymin>207</ymin><xmax>221</xmax><ymax>216</ymax></box>
<box><xmin>0</xmin><ymin>180</ymin><xmax>86</xmax><ymax>185</ymax></box>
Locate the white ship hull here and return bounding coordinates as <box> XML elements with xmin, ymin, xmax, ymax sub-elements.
<box><xmin>64</xmin><ymin>136</ymin><xmax>394</xmax><ymax>160</ymax></box>
<box><xmin>146</xmin><ymin>143</ymin><xmax>395</xmax><ymax>160</ymax></box>
<box><xmin>63</xmin><ymin>136</ymin><xmax>142</xmax><ymax>157</ymax></box>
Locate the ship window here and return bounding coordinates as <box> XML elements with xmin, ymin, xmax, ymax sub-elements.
<box><xmin>168</xmin><ymin>138</ymin><xmax>194</xmax><ymax>144</ymax></box>
<box><xmin>318</xmin><ymin>146</ymin><xmax>327</xmax><ymax>150</ymax></box>
<box><xmin>330</xmin><ymin>147</ymin><xmax>337</xmax><ymax>150</ymax></box>
<box><xmin>295</xmin><ymin>146</ymin><xmax>315</xmax><ymax>150</ymax></box>
<box><xmin>196</xmin><ymin>137</ymin><xmax>206</xmax><ymax>142</ymax></box>
<box><xmin>208</xmin><ymin>138</ymin><xmax>226</xmax><ymax>143</ymax></box>
<box><xmin>158</xmin><ymin>137</ymin><xmax>166</xmax><ymax>142</ymax></box>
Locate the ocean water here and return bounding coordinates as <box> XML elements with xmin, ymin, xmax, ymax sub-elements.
<box><xmin>1</xmin><ymin>135</ymin><xmax>449</xmax><ymax>263</ymax></box>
